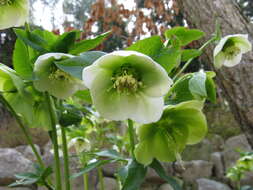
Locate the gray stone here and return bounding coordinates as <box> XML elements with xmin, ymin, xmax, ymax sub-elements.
<box><xmin>211</xmin><ymin>152</ymin><xmax>225</xmax><ymax>179</ymax></box>
<box><xmin>196</xmin><ymin>178</ymin><xmax>231</xmax><ymax>190</ymax></box>
<box><xmin>96</xmin><ymin>177</ymin><xmax>118</xmax><ymax>190</ymax></box>
<box><xmin>0</xmin><ymin>148</ymin><xmax>33</xmax><ymax>186</ymax></box>
<box><xmin>102</xmin><ymin>162</ymin><xmax>119</xmax><ymax>177</ymax></box>
<box><xmin>16</xmin><ymin>144</ymin><xmax>41</xmax><ymax>162</ymax></box>
<box><xmin>223</xmin><ymin>135</ymin><xmax>252</xmax><ymax>170</ymax></box>
<box><xmin>182</xmin><ymin>139</ymin><xmax>213</xmax><ymax>161</ymax></box>
<box><xmin>158</xmin><ymin>183</ymin><xmax>173</xmax><ymax>190</ymax></box>
<box><xmin>209</xmin><ymin>135</ymin><xmax>225</xmax><ymax>152</ymax></box>
<box><xmin>174</xmin><ymin>160</ymin><xmax>213</xmax><ymax>183</ymax></box>
<box><xmin>0</xmin><ymin>187</ymin><xmax>31</xmax><ymax>190</ymax></box>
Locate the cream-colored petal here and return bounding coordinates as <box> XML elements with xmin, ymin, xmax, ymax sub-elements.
<box><xmin>223</xmin><ymin>53</ymin><xmax>242</xmax><ymax>67</ymax></box>
<box><xmin>214</xmin><ymin>52</ymin><xmax>226</xmax><ymax>69</ymax></box>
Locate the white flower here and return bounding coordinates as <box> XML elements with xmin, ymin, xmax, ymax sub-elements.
<box><xmin>0</xmin><ymin>0</ymin><xmax>29</xmax><ymax>30</ymax></box>
<box><xmin>214</xmin><ymin>34</ymin><xmax>252</xmax><ymax>68</ymax></box>
<box><xmin>82</xmin><ymin>50</ymin><xmax>173</xmax><ymax>124</ymax></box>
<box><xmin>33</xmin><ymin>53</ymin><xmax>85</xmax><ymax>99</ymax></box>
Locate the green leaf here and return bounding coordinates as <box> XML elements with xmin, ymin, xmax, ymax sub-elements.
<box><xmin>59</xmin><ymin>104</ymin><xmax>83</xmax><ymax>127</ymax></box>
<box><xmin>189</xmin><ymin>71</ymin><xmax>207</xmax><ymax>98</ymax></box>
<box><xmin>181</xmin><ymin>49</ymin><xmax>202</xmax><ymax>62</ymax></box>
<box><xmin>74</xmin><ymin>90</ymin><xmax>92</xmax><ymax>104</ymax></box>
<box><xmin>71</xmin><ymin>159</ymin><xmax>113</xmax><ymax>179</ymax></box>
<box><xmin>150</xmin><ymin>160</ymin><xmax>181</xmax><ymax>190</ymax></box>
<box><xmin>94</xmin><ymin>149</ymin><xmax>126</xmax><ymax>161</ymax></box>
<box><xmin>55</xmin><ymin>51</ymin><xmax>106</xmax><ymax>79</ymax></box>
<box><xmin>14</xmin><ymin>29</ymin><xmax>49</xmax><ymax>53</ymax></box>
<box><xmin>121</xmin><ymin>159</ymin><xmax>147</xmax><ymax>190</ymax></box>
<box><xmin>13</xmin><ymin>39</ymin><xmax>33</xmax><ymax>79</ymax></box>
<box><xmin>69</xmin><ymin>31</ymin><xmax>110</xmax><ymax>55</ymax></box>
<box><xmin>165</xmin><ymin>27</ymin><xmax>205</xmax><ymax>46</ymax></box>
<box><xmin>126</xmin><ymin>36</ymin><xmax>163</xmax><ymax>59</ymax></box>
<box><xmin>52</xmin><ymin>30</ymin><xmax>79</xmax><ymax>53</ymax></box>
<box><xmin>155</xmin><ymin>47</ymin><xmax>181</xmax><ymax>74</ymax></box>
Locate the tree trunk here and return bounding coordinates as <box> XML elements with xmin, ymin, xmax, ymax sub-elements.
<box><xmin>176</xmin><ymin>0</ymin><xmax>253</xmax><ymax>147</ymax></box>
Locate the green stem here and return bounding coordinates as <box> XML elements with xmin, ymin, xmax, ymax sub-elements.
<box><xmin>127</xmin><ymin>119</ymin><xmax>135</xmax><ymax>158</ymax></box>
<box><xmin>0</xmin><ymin>94</ymin><xmax>44</xmax><ymax>167</ymax></box>
<box><xmin>83</xmin><ymin>173</ymin><xmax>89</xmax><ymax>190</ymax></box>
<box><xmin>60</xmin><ymin>126</ymin><xmax>71</xmax><ymax>190</ymax></box>
<box><xmin>172</xmin><ymin>37</ymin><xmax>217</xmax><ymax>81</ymax></box>
<box><xmin>98</xmin><ymin>167</ymin><xmax>104</xmax><ymax>190</ymax></box>
<box><xmin>46</xmin><ymin>93</ymin><xmax>62</xmax><ymax>190</ymax></box>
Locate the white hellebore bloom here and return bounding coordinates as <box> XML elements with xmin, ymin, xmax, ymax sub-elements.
<box><xmin>214</xmin><ymin>34</ymin><xmax>252</xmax><ymax>68</ymax></box>
<box><xmin>0</xmin><ymin>0</ymin><xmax>29</xmax><ymax>30</ymax></box>
<box><xmin>82</xmin><ymin>50</ymin><xmax>173</xmax><ymax>124</ymax></box>
<box><xmin>34</xmin><ymin>53</ymin><xmax>85</xmax><ymax>99</ymax></box>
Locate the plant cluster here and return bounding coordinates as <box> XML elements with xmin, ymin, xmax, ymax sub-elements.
<box><xmin>0</xmin><ymin>0</ymin><xmax>252</xmax><ymax>190</ymax></box>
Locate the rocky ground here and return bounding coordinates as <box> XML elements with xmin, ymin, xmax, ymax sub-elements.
<box><xmin>0</xmin><ymin>134</ymin><xmax>252</xmax><ymax>190</ymax></box>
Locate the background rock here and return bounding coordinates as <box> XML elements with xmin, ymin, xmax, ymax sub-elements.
<box><xmin>0</xmin><ymin>148</ymin><xmax>33</xmax><ymax>186</ymax></box>
<box><xmin>16</xmin><ymin>144</ymin><xmax>41</xmax><ymax>162</ymax></box>
<box><xmin>196</xmin><ymin>178</ymin><xmax>231</xmax><ymax>190</ymax></box>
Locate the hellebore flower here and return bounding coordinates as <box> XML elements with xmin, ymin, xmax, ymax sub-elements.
<box><xmin>214</xmin><ymin>34</ymin><xmax>252</xmax><ymax>68</ymax></box>
<box><xmin>34</xmin><ymin>53</ymin><xmax>85</xmax><ymax>99</ymax></box>
<box><xmin>0</xmin><ymin>0</ymin><xmax>29</xmax><ymax>30</ymax></box>
<box><xmin>134</xmin><ymin>100</ymin><xmax>207</xmax><ymax>165</ymax></box>
<box><xmin>82</xmin><ymin>50</ymin><xmax>172</xmax><ymax>124</ymax></box>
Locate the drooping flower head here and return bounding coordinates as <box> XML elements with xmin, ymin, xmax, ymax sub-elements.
<box><xmin>0</xmin><ymin>0</ymin><xmax>29</xmax><ymax>30</ymax></box>
<box><xmin>34</xmin><ymin>53</ymin><xmax>85</xmax><ymax>99</ymax></box>
<box><xmin>214</xmin><ymin>34</ymin><xmax>252</xmax><ymax>68</ymax></box>
<box><xmin>134</xmin><ymin>100</ymin><xmax>207</xmax><ymax>165</ymax></box>
<box><xmin>82</xmin><ymin>50</ymin><xmax>172</xmax><ymax>124</ymax></box>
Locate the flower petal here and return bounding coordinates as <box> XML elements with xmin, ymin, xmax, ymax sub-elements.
<box><xmin>223</xmin><ymin>53</ymin><xmax>242</xmax><ymax>67</ymax></box>
<box><xmin>125</xmin><ymin>52</ymin><xmax>172</xmax><ymax>97</ymax></box>
<box><xmin>233</xmin><ymin>34</ymin><xmax>252</xmax><ymax>53</ymax></box>
<box><xmin>214</xmin><ymin>52</ymin><xmax>226</xmax><ymax>69</ymax></box>
<box><xmin>82</xmin><ymin>65</ymin><xmax>104</xmax><ymax>89</ymax></box>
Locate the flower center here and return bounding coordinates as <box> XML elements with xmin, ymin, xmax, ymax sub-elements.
<box><xmin>112</xmin><ymin>65</ymin><xmax>143</xmax><ymax>94</ymax></box>
<box><xmin>48</xmin><ymin>67</ymin><xmax>72</xmax><ymax>82</ymax></box>
<box><xmin>0</xmin><ymin>0</ymin><xmax>14</xmax><ymax>6</ymax></box>
<box><xmin>223</xmin><ymin>46</ymin><xmax>241</xmax><ymax>60</ymax></box>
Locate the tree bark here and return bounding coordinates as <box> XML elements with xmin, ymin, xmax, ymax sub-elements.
<box><xmin>176</xmin><ymin>0</ymin><xmax>253</xmax><ymax>147</ymax></box>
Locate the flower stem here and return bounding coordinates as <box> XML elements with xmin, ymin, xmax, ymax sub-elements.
<box><xmin>98</xmin><ymin>167</ymin><xmax>104</xmax><ymax>190</ymax></box>
<box><xmin>127</xmin><ymin>119</ymin><xmax>135</xmax><ymax>158</ymax></box>
<box><xmin>172</xmin><ymin>36</ymin><xmax>217</xmax><ymax>81</ymax></box>
<box><xmin>45</xmin><ymin>93</ymin><xmax>62</xmax><ymax>190</ymax></box>
<box><xmin>0</xmin><ymin>94</ymin><xmax>44</xmax><ymax>167</ymax></box>
<box><xmin>60</xmin><ymin>126</ymin><xmax>71</xmax><ymax>190</ymax></box>
<box><xmin>83</xmin><ymin>173</ymin><xmax>89</xmax><ymax>190</ymax></box>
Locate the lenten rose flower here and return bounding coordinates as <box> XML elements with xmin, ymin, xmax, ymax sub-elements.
<box><xmin>0</xmin><ymin>0</ymin><xmax>29</xmax><ymax>30</ymax></box>
<box><xmin>214</xmin><ymin>34</ymin><xmax>252</xmax><ymax>68</ymax></box>
<box><xmin>33</xmin><ymin>53</ymin><xmax>85</xmax><ymax>99</ymax></box>
<box><xmin>134</xmin><ymin>100</ymin><xmax>207</xmax><ymax>165</ymax></box>
<box><xmin>82</xmin><ymin>50</ymin><xmax>173</xmax><ymax>124</ymax></box>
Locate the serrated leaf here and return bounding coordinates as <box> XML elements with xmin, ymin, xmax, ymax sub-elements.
<box><xmin>126</xmin><ymin>36</ymin><xmax>163</xmax><ymax>59</ymax></box>
<box><xmin>74</xmin><ymin>90</ymin><xmax>92</xmax><ymax>104</ymax></box>
<box><xmin>69</xmin><ymin>31</ymin><xmax>110</xmax><ymax>55</ymax></box>
<box><xmin>55</xmin><ymin>51</ymin><xmax>106</xmax><ymax>79</ymax></box>
<box><xmin>155</xmin><ymin>47</ymin><xmax>181</xmax><ymax>74</ymax></box>
<box><xmin>181</xmin><ymin>49</ymin><xmax>202</xmax><ymax>62</ymax></box>
<box><xmin>71</xmin><ymin>159</ymin><xmax>113</xmax><ymax>179</ymax></box>
<box><xmin>121</xmin><ymin>159</ymin><xmax>147</xmax><ymax>190</ymax></box>
<box><xmin>13</xmin><ymin>39</ymin><xmax>33</xmax><ymax>79</ymax></box>
<box><xmin>189</xmin><ymin>71</ymin><xmax>207</xmax><ymax>98</ymax></box>
<box><xmin>150</xmin><ymin>160</ymin><xmax>181</xmax><ymax>190</ymax></box>
<box><xmin>165</xmin><ymin>27</ymin><xmax>205</xmax><ymax>46</ymax></box>
<box><xmin>52</xmin><ymin>30</ymin><xmax>79</xmax><ymax>53</ymax></box>
<box><xmin>94</xmin><ymin>149</ymin><xmax>125</xmax><ymax>160</ymax></box>
<box><xmin>14</xmin><ymin>29</ymin><xmax>49</xmax><ymax>53</ymax></box>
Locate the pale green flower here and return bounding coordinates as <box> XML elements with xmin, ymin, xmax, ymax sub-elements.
<box><xmin>82</xmin><ymin>50</ymin><xmax>172</xmax><ymax>124</ymax></box>
<box><xmin>134</xmin><ymin>100</ymin><xmax>207</xmax><ymax>165</ymax></box>
<box><xmin>68</xmin><ymin>137</ymin><xmax>91</xmax><ymax>154</ymax></box>
<box><xmin>34</xmin><ymin>53</ymin><xmax>85</xmax><ymax>99</ymax></box>
<box><xmin>0</xmin><ymin>0</ymin><xmax>29</xmax><ymax>30</ymax></box>
<box><xmin>214</xmin><ymin>34</ymin><xmax>252</xmax><ymax>68</ymax></box>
